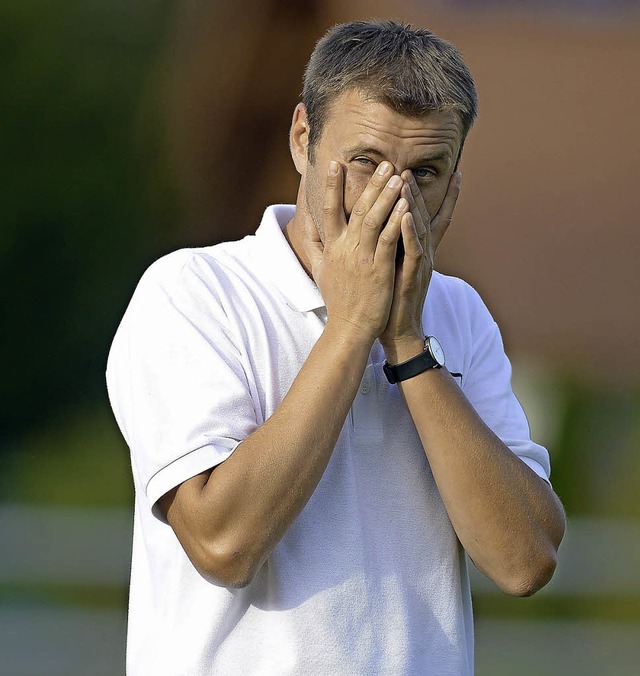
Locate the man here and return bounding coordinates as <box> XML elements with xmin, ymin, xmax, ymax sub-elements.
<box><xmin>107</xmin><ymin>20</ymin><xmax>565</xmax><ymax>675</ymax></box>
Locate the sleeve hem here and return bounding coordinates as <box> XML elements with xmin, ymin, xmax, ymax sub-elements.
<box><xmin>146</xmin><ymin>441</ymin><xmax>240</xmax><ymax>522</ymax></box>
<box><xmin>518</xmin><ymin>456</ymin><xmax>551</xmax><ymax>485</ymax></box>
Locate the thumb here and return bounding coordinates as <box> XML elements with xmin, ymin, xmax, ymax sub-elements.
<box><xmin>431</xmin><ymin>171</ymin><xmax>461</xmax><ymax>251</ymax></box>
<box><xmin>304</xmin><ymin>213</ymin><xmax>324</xmax><ymax>272</ymax></box>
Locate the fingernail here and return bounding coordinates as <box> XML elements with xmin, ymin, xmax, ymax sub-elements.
<box><xmin>395</xmin><ymin>197</ymin><xmax>408</xmax><ymax>211</ymax></box>
<box><xmin>328</xmin><ymin>161</ymin><xmax>339</xmax><ymax>175</ymax></box>
<box><xmin>377</xmin><ymin>161</ymin><xmax>391</xmax><ymax>176</ymax></box>
<box><xmin>388</xmin><ymin>175</ymin><xmax>402</xmax><ymax>189</ymax></box>
<box><xmin>455</xmin><ymin>172</ymin><xmax>462</xmax><ymax>186</ymax></box>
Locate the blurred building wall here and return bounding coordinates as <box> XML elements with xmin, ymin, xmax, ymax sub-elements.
<box><xmin>163</xmin><ymin>1</ymin><xmax>640</xmax><ymax>383</ymax></box>
<box><xmin>422</xmin><ymin>10</ymin><xmax>640</xmax><ymax>384</ymax></box>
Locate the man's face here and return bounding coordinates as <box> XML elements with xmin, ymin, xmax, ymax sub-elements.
<box><xmin>299</xmin><ymin>89</ymin><xmax>463</xmax><ymax>240</ymax></box>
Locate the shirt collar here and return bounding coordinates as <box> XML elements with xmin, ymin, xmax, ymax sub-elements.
<box><xmin>254</xmin><ymin>205</ymin><xmax>325</xmax><ymax>313</ymax></box>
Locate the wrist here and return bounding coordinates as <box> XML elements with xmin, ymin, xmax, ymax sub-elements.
<box><xmin>324</xmin><ymin>316</ymin><xmax>377</xmax><ymax>352</ymax></box>
<box><xmin>380</xmin><ymin>334</ymin><xmax>425</xmax><ymax>365</ymax></box>
<box><xmin>382</xmin><ymin>335</ymin><xmax>446</xmax><ymax>384</ymax></box>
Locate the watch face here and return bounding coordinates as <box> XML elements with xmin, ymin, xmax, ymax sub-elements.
<box><xmin>428</xmin><ymin>337</ymin><xmax>446</xmax><ymax>366</ymax></box>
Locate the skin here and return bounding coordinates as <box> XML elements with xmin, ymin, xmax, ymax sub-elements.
<box><xmin>286</xmin><ymin>90</ymin><xmax>462</xmax><ymax>351</ymax></box>
<box><xmin>160</xmin><ymin>88</ymin><xmax>565</xmax><ymax>594</ymax></box>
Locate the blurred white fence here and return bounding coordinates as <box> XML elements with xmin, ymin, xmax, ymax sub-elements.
<box><xmin>1</xmin><ymin>504</ymin><xmax>639</xmax><ymax>675</ymax></box>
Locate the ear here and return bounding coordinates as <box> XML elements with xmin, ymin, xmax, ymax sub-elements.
<box><xmin>289</xmin><ymin>103</ymin><xmax>310</xmax><ymax>176</ymax></box>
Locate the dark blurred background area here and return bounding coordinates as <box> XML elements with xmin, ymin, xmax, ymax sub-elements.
<box><xmin>1</xmin><ymin>1</ymin><xmax>639</xmax><ymax>674</ymax></box>
<box><xmin>1</xmin><ymin>0</ymin><xmax>173</xmax><ymax>448</ymax></box>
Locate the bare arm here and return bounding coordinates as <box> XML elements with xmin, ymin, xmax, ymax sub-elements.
<box><xmin>386</xmin><ymin>343</ymin><xmax>564</xmax><ymax>596</ymax></box>
<box><xmin>160</xmin><ymin>160</ymin><xmax>565</xmax><ymax>594</ymax></box>
<box><xmin>380</xmin><ymin>171</ymin><xmax>565</xmax><ymax>596</ymax></box>
<box><xmin>159</xmin><ymin>160</ymin><xmax>408</xmax><ymax>587</ymax></box>
<box><xmin>161</xmin><ymin>322</ymin><xmax>372</xmax><ymax>587</ymax></box>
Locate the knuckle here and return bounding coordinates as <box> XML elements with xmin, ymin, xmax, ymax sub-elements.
<box><xmin>362</xmin><ymin>215</ymin><xmax>379</xmax><ymax>231</ymax></box>
<box><xmin>408</xmin><ymin>181</ymin><xmax>420</xmax><ymax>198</ymax></box>
<box><xmin>325</xmin><ymin>173</ymin><xmax>338</xmax><ymax>188</ymax></box>
<box><xmin>352</xmin><ymin>201</ymin><xmax>367</xmax><ymax>218</ymax></box>
<box><xmin>371</xmin><ymin>174</ymin><xmax>389</xmax><ymax>190</ymax></box>
<box><xmin>322</xmin><ymin>203</ymin><xmax>337</xmax><ymax>217</ymax></box>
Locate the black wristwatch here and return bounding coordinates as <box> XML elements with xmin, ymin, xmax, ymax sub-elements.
<box><xmin>383</xmin><ymin>336</ymin><xmax>446</xmax><ymax>384</ymax></box>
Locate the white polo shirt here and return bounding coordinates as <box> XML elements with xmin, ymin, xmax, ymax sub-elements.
<box><xmin>107</xmin><ymin>204</ymin><xmax>550</xmax><ymax>675</ymax></box>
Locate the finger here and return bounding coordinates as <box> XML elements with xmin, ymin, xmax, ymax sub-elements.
<box><xmin>347</xmin><ymin>161</ymin><xmax>394</xmax><ymax>233</ymax></box>
<box><xmin>401</xmin><ymin>180</ymin><xmax>428</xmax><ymax>247</ymax></box>
<box><xmin>401</xmin><ymin>170</ymin><xmax>431</xmax><ymax>230</ymax></box>
<box><xmin>321</xmin><ymin>160</ymin><xmax>346</xmax><ymax>243</ymax></box>
<box><xmin>357</xmin><ymin>174</ymin><xmax>405</xmax><ymax>254</ymax></box>
<box><xmin>400</xmin><ymin>211</ymin><xmax>423</xmax><ymax>263</ymax></box>
<box><xmin>373</xmin><ymin>195</ymin><xmax>408</xmax><ymax>264</ymax></box>
<box><xmin>431</xmin><ymin>172</ymin><xmax>461</xmax><ymax>250</ymax></box>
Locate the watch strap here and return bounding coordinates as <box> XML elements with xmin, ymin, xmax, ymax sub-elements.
<box><xmin>383</xmin><ymin>343</ymin><xmax>442</xmax><ymax>384</ymax></box>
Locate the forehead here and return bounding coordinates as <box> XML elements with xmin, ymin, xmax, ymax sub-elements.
<box><xmin>321</xmin><ymin>89</ymin><xmax>462</xmax><ymax>165</ymax></box>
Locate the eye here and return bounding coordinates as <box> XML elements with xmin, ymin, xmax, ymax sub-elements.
<box><xmin>353</xmin><ymin>156</ymin><xmax>376</xmax><ymax>167</ymax></box>
<box><xmin>412</xmin><ymin>167</ymin><xmax>436</xmax><ymax>180</ymax></box>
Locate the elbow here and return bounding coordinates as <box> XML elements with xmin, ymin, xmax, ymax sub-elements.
<box><xmin>496</xmin><ymin>509</ymin><xmax>565</xmax><ymax>598</ymax></box>
<box><xmin>190</xmin><ymin>537</ymin><xmax>262</xmax><ymax>589</ymax></box>
<box><xmin>499</xmin><ymin>548</ymin><xmax>558</xmax><ymax>598</ymax></box>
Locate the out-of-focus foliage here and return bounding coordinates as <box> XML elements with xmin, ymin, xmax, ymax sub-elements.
<box><xmin>551</xmin><ymin>379</ymin><xmax>640</xmax><ymax>519</ymax></box>
<box><xmin>1</xmin><ymin>403</ymin><xmax>131</xmax><ymax>505</ymax></box>
<box><xmin>0</xmin><ymin>0</ymin><xmax>175</xmax><ymax>446</ymax></box>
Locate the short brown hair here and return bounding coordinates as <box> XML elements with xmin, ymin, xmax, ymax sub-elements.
<box><xmin>302</xmin><ymin>20</ymin><xmax>478</xmax><ymax>161</ymax></box>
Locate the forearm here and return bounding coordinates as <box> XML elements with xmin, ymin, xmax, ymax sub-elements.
<box><xmin>163</xmin><ymin>158</ymin><xmax>410</xmax><ymax>587</ymax></box>
<box><xmin>164</xmin><ymin>320</ymin><xmax>372</xmax><ymax>586</ymax></box>
<box><xmin>386</xmin><ymin>339</ymin><xmax>565</xmax><ymax>596</ymax></box>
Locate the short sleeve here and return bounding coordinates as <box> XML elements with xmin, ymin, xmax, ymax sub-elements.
<box><xmin>106</xmin><ymin>252</ymin><xmax>260</xmax><ymax>519</ymax></box>
<box><xmin>462</xmin><ymin>287</ymin><xmax>551</xmax><ymax>482</ymax></box>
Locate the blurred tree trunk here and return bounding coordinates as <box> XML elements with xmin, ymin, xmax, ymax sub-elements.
<box><xmin>164</xmin><ymin>0</ymin><xmax>323</xmax><ymax>245</ymax></box>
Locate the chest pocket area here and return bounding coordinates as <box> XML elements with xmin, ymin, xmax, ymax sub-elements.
<box><xmin>349</xmin><ymin>361</ymin><xmax>384</xmax><ymax>441</ymax></box>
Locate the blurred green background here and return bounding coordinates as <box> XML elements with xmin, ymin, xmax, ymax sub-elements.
<box><xmin>1</xmin><ymin>1</ymin><xmax>639</xmax><ymax>674</ymax></box>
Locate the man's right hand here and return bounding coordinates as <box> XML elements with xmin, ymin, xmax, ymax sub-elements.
<box><xmin>159</xmin><ymin>161</ymin><xmax>410</xmax><ymax>589</ymax></box>
<box><xmin>158</xmin><ymin>163</ymin><xmax>409</xmax><ymax>587</ymax></box>
<box><xmin>304</xmin><ymin>159</ymin><xmax>408</xmax><ymax>345</ymax></box>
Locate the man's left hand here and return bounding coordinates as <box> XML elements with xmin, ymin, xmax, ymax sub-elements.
<box><xmin>380</xmin><ymin>170</ymin><xmax>462</xmax><ymax>354</ymax></box>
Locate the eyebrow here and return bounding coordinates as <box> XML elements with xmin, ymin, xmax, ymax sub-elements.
<box><xmin>344</xmin><ymin>144</ymin><xmax>452</xmax><ymax>165</ymax></box>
